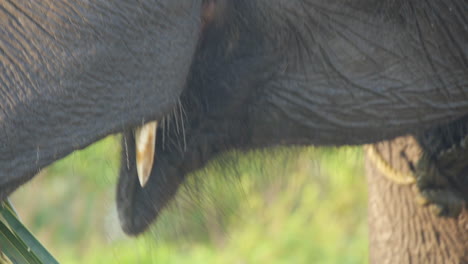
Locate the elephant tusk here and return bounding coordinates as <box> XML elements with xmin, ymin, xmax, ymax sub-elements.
<box><xmin>134</xmin><ymin>121</ymin><xmax>158</xmax><ymax>187</ymax></box>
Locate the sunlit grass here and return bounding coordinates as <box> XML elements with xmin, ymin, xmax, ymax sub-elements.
<box><xmin>11</xmin><ymin>137</ymin><xmax>368</xmax><ymax>264</ymax></box>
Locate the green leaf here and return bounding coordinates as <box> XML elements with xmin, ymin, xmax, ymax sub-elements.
<box><xmin>0</xmin><ymin>201</ymin><xmax>59</xmax><ymax>264</ymax></box>
<box><xmin>0</xmin><ymin>219</ymin><xmax>40</xmax><ymax>264</ymax></box>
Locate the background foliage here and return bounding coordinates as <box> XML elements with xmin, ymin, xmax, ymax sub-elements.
<box><xmin>10</xmin><ymin>136</ymin><xmax>368</xmax><ymax>264</ymax></box>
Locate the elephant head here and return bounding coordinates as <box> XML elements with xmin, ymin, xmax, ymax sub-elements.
<box><xmin>1</xmin><ymin>0</ymin><xmax>467</xmax><ymax>235</ymax></box>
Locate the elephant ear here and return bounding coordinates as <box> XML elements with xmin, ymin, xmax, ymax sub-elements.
<box><xmin>0</xmin><ymin>1</ymin><xmax>205</xmax><ymax>199</ymax></box>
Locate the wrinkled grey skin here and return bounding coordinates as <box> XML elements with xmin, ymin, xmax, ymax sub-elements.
<box><xmin>1</xmin><ymin>0</ymin><xmax>468</xmax><ymax>235</ymax></box>
<box><xmin>1</xmin><ymin>0</ymin><xmax>201</xmax><ymax>191</ymax></box>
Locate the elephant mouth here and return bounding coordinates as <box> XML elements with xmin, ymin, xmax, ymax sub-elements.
<box><xmin>117</xmin><ymin>117</ymin><xmax>186</xmax><ymax>235</ymax></box>
<box><xmin>116</xmin><ymin>1</ymin><xmax>224</xmax><ymax>235</ymax></box>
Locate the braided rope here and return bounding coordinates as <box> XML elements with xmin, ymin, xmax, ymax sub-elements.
<box><xmin>365</xmin><ymin>144</ymin><xmax>416</xmax><ymax>185</ymax></box>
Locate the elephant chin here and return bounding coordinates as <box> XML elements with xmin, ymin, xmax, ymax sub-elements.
<box><xmin>116</xmin><ymin>130</ymin><xmax>185</xmax><ymax>235</ymax></box>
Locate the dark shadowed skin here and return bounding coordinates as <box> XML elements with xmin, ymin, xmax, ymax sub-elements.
<box><xmin>1</xmin><ymin>0</ymin><xmax>468</xmax><ymax>241</ymax></box>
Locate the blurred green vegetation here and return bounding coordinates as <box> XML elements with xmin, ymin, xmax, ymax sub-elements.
<box><xmin>10</xmin><ymin>136</ymin><xmax>368</xmax><ymax>264</ymax></box>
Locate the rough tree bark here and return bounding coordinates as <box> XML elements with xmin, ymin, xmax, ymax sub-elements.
<box><xmin>365</xmin><ymin>136</ymin><xmax>468</xmax><ymax>264</ymax></box>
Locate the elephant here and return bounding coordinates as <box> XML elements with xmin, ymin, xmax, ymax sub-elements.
<box><xmin>1</xmin><ymin>0</ymin><xmax>468</xmax><ymax>255</ymax></box>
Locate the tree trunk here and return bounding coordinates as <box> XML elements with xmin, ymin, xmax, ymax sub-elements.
<box><xmin>365</xmin><ymin>136</ymin><xmax>468</xmax><ymax>264</ymax></box>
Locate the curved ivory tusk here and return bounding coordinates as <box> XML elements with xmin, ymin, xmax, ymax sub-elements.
<box><xmin>134</xmin><ymin>121</ymin><xmax>157</xmax><ymax>187</ymax></box>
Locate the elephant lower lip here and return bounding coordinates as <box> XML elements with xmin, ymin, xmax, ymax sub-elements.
<box><xmin>118</xmin><ymin>126</ymin><xmax>184</xmax><ymax>236</ymax></box>
<box><xmin>118</xmin><ymin>165</ymin><xmax>183</xmax><ymax>236</ymax></box>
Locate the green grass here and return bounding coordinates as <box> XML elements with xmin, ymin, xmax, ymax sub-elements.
<box><xmin>10</xmin><ymin>136</ymin><xmax>368</xmax><ymax>264</ymax></box>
